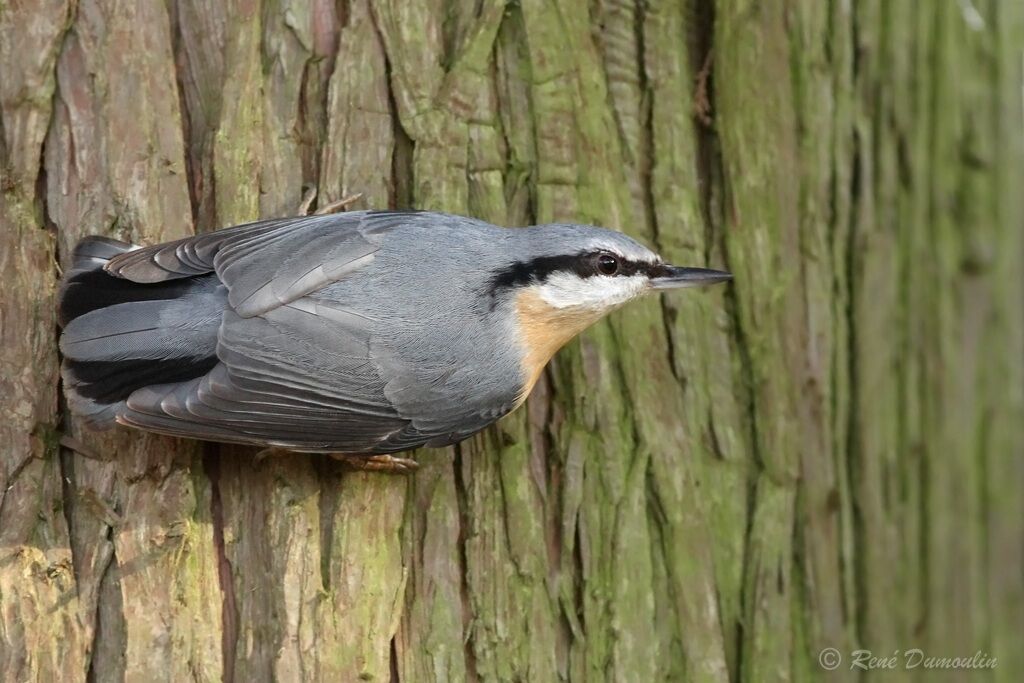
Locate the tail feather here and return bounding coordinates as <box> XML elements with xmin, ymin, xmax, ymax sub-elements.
<box><xmin>59</xmin><ymin>237</ymin><xmax>198</xmax><ymax>327</ymax></box>
<box><xmin>59</xmin><ymin>235</ymin><xmax>224</xmax><ymax>428</ymax></box>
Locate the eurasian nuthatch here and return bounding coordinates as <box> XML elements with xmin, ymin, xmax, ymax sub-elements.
<box><xmin>59</xmin><ymin>211</ymin><xmax>730</xmax><ymax>467</ymax></box>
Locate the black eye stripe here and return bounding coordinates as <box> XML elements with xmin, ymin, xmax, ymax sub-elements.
<box><xmin>489</xmin><ymin>250</ymin><xmax>661</xmax><ymax>294</ymax></box>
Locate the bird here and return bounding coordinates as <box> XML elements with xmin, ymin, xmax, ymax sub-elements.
<box><xmin>58</xmin><ymin>210</ymin><xmax>731</xmax><ymax>471</ymax></box>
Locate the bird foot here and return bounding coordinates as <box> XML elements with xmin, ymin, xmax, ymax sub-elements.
<box><xmin>254</xmin><ymin>447</ymin><xmax>292</xmax><ymax>462</ymax></box>
<box><xmin>54</xmin><ymin>431</ymin><xmax>105</xmax><ymax>461</ymax></box>
<box><xmin>296</xmin><ymin>186</ymin><xmax>363</xmax><ymax>216</ymax></box>
<box><xmin>329</xmin><ymin>453</ymin><xmax>419</xmax><ymax>474</ymax></box>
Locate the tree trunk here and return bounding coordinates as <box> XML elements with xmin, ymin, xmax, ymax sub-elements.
<box><xmin>2</xmin><ymin>1</ymin><xmax>1021</xmax><ymax>681</ymax></box>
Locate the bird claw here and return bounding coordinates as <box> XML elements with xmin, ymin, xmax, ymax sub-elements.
<box><xmin>296</xmin><ymin>186</ymin><xmax>364</xmax><ymax>217</ymax></box>
<box><xmin>254</xmin><ymin>447</ymin><xmax>291</xmax><ymax>462</ymax></box>
<box><xmin>330</xmin><ymin>453</ymin><xmax>419</xmax><ymax>474</ymax></box>
<box><xmin>55</xmin><ymin>432</ymin><xmax>106</xmax><ymax>461</ymax></box>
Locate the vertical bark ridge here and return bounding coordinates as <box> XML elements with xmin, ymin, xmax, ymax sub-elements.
<box><xmin>0</xmin><ymin>1</ymin><xmax>82</xmax><ymax>676</ymax></box>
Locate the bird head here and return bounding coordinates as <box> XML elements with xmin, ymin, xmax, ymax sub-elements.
<box><xmin>491</xmin><ymin>224</ymin><xmax>731</xmax><ymax>400</ymax></box>
<box><xmin>492</xmin><ymin>223</ymin><xmax>731</xmax><ymax>314</ymax></box>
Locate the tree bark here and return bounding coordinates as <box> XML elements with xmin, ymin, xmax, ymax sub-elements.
<box><xmin>1</xmin><ymin>1</ymin><xmax>1021</xmax><ymax>681</ymax></box>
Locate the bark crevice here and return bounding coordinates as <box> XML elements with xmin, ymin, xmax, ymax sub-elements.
<box><xmin>452</xmin><ymin>444</ymin><xmax>479</xmax><ymax>682</ymax></box>
<box><xmin>204</xmin><ymin>448</ymin><xmax>237</xmax><ymax>683</ymax></box>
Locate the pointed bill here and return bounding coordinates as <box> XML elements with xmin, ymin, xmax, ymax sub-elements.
<box><xmin>649</xmin><ymin>266</ymin><xmax>733</xmax><ymax>290</ymax></box>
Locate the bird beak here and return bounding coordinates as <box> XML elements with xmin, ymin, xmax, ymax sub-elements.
<box><xmin>649</xmin><ymin>265</ymin><xmax>733</xmax><ymax>290</ymax></box>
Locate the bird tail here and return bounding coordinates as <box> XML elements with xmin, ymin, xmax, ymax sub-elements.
<box><xmin>58</xmin><ymin>236</ymin><xmax>223</xmax><ymax>428</ymax></box>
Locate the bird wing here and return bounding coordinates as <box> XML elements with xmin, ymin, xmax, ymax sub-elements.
<box><xmin>110</xmin><ymin>211</ymin><xmax>509</xmax><ymax>452</ymax></box>
<box><xmin>118</xmin><ymin>303</ymin><xmax>505</xmax><ymax>453</ymax></box>
<box><xmin>118</xmin><ymin>305</ymin><xmax>415</xmax><ymax>452</ymax></box>
<box><xmin>104</xmin><ymin>212</ymin><xmax>389</xmax><ymax>317</ymax></box>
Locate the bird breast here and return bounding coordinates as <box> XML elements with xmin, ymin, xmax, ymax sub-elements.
<box><xmin>512</xmin><ymin>289</ymin><xmax>605</xmax><ymax>404</ymax></box>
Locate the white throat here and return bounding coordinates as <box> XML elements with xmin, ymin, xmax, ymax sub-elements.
<box><xmin>533</xmin><ymin>272</ymin><xmax>649</xmax><ymax>311</ymax></box>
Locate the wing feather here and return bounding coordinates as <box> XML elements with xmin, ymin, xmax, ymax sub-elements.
<box><xmin>109</xmin><ymin>211</ymin><xmax>513</xmax><ymax>453</ymax></box>
<box><xmin>120</xmin><ymin>304</ymin><xmax>419</xmax><ymax>452</ymax></box>
<box><xmin>105</xmin><ymin>213</ymin><xmax>387</xmax><ymax>317</ymax></box>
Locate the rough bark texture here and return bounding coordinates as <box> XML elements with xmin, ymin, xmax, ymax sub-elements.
<box><xmin>1</xmin><ymin>1</ymin><xmax>1022</xmax><ymax>681</ymax></box>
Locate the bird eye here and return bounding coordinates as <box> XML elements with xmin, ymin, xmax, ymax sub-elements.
<box><xmin>596</xmin><ymin>253</ymin><xmax>620</xmax><ymax>276</ymax></box>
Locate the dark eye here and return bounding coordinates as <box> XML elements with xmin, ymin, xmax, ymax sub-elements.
<box><xmin>596</xmin><ymin>253</ymin><xmax>619</xmax><ymax>275</ymax></box>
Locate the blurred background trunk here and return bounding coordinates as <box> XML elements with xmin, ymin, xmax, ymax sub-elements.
<box><xmin>2</xmin><ymin>1</ymin><xmax>1022</xmax><ymax>681</ymax></box>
